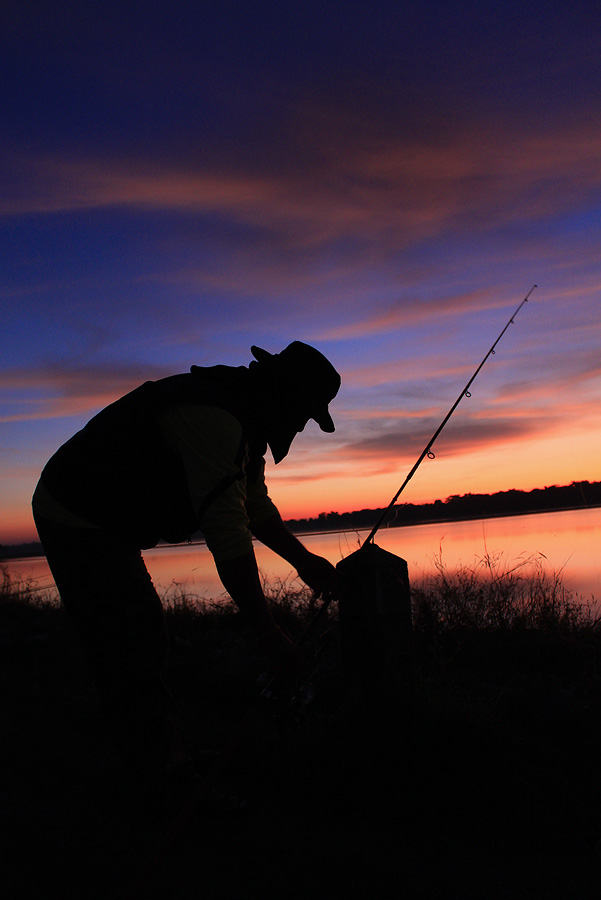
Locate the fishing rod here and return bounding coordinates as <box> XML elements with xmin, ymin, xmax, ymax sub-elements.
<box><xmin>363</xmin><ymin>284</ymin><xmax>538</xmax><ymax>547</ymax></box>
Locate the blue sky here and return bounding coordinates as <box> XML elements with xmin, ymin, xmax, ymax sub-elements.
<box><xmin>2</xmin><ymin>1</ymin><xmax>600</xmax><ymax>542</ymax></box>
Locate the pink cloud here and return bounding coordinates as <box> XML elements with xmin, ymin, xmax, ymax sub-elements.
<box><xmin>321</xmin><ymin>289</ymin><xmax>505</xmax><ymax>342</ymax></box>
<box><xmin>339</xmin><ymin>406</ymin><xmax>441</xmax><ymax>421</ymax></box>
<box><xmin>0</xmin><ymin>363</ymin><xmax>172</xmax><ymax>423</ymax></box>
<box><xmin>3</xmin><ymin>113</ymin><xmax>600</xmax><ymax>247</ymax></box>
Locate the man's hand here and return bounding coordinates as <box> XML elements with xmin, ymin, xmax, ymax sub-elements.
<box><xmin>296</xmin><ymin>552</ymin><xmax>337</xmax><ymax>596</ymax></box>
<box><xmin>251</xmin><ymin>515</ymin><xmax>336</xmax><ymax>596</ymax></box>
<box><xmin>216</xmin><ymin>551</ymin><xmax>304</xmax><ymax>682</ymax></box>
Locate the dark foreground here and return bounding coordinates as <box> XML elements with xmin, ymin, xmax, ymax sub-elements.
<box><xmin>3</xmin><ymin>585</ymin><xmax>601</xmax><ymax>900</ymax></box>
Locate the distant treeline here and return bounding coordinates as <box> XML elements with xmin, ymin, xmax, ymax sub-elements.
<box><xmin>285</xmin><ymin>480</ymin><xmax>601</xmax><ymax>535</ymax></box>
<box><xmin>2</xmin><ymin>481</ymin><xmax>599</xmax><ymax>561</ymax></box>
<box><xmin>0</xmin><ymin>541</ymin><xmax>46</xmax><ymax>562</ymax></box>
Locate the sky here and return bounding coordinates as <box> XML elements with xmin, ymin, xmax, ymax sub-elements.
<box><xmin>1</xmin><ymin>1</ymin><xmax>601</xmax><ymax>544</ymax></box>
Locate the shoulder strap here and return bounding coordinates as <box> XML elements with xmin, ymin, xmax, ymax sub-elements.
<box><xmin>195</xmin><ymin>431</ymin><xmax>248</xmax><ymax>520</ymax></box>
<box><xmin>149</xmin><ymin>366</ymin><xmax>266</xmax><ymax>520</ymax></box>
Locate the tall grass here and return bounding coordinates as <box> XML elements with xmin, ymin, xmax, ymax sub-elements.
<box><xmin>160</xmin><ymin>572</ymin><xmax>324</xmax><ymax>645</ymax></box>
<box><xmin>411</xmin><ymin>550</ymin><xmax>598</xmax><ymax>633</ymax></box>
<box><xmin>2</xmin><ymin>550</ymin><xmax>597</xmax><ymax>638</ymax></box>
<box><xmin>0</xmin><ymin>563</ymin><xmax>59</xmax><ymax>608</ymax></box>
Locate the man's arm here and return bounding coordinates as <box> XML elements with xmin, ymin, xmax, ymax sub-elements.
<box><xmin>251</xmin><ymin>513</ymin><xmax>337</xmax><ymax>596</ymax></box>
<box><xmin>215</xmin><ymin>548</ymin><xmax>302</xmax><ymax>678</ymax></box>
<box><xmin>215</xmin><ymin>548</ymin><xmax>277</xmax><ymax>634</ymax></box>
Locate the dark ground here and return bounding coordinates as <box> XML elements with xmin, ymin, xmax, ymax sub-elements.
<box><xmin>3</xmin><ymin>595</ymin><xmax>601</xmax><ymax>900</ymax></box>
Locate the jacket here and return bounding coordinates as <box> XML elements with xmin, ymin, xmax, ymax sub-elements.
<box><xmin>40</xmin><ymin>365</ymin><xmax>274</xmax><ymax>551</ymax></box>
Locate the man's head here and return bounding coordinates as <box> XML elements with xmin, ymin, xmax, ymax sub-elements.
<box><xmin>249</xmin><ymin>341</ymin><xmax>341</xmax><ymax>463</ymax></box>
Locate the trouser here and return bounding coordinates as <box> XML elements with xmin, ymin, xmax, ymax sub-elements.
<box><xmin>33</xmin><ymin>509</ymin><xmax>180</xmax><ymax>781</ymax></box>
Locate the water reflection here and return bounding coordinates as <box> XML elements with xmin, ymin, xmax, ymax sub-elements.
<box><xmin>7</xmin><ymin>507</ymin><xmax>600</xmax><ymax>602</ymax></box>
<box><xmin>143</xmin><ymin>507</ymin><xmax>601</xmax><ymax>602</ymax></box>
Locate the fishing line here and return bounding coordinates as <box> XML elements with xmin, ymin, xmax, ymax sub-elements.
<box><xmin>363</xmin><ymin>285</ymin><xmax>538</xmax><ymax>547</ymax></box>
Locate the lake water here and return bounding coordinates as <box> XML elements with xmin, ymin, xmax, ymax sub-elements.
<box><xmin>6</xmin><ymin>506</ymin><xmax>601</xmax><ymax>603</ymax></box>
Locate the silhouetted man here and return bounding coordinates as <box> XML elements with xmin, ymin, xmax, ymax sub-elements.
<box><xmin>32</xmin><ymin>342</ymin><xmax>340</xmax><ymax>808</ymax></box>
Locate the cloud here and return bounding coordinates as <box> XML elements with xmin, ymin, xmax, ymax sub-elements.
<box><xmin>3</xmin><ymin>110</ymin><xmax>600</xmax><ymax>245</ymax></box>
<box><xmin>338</xmin><ymin>414</ymin><xmax>556</xmax><ymax>468</ymax></box>
<box><xmin>0</xmin><ymin>362</ymin><xmax>173</xmax><ymax>423</ymax></box>
<box><xmin>334</xmin><ymin>374</ymin><xmax>601</xmax><ymax>467</ymax></box>
<box><xmin>493</xmin><ymin>347</ymin><xmax>601</xmax><ymax>405</ymax></box>
<box><xmin>339</xmin><ymin>406</ymin><xmax>442</xmax><ymax>421</ymax></box>
<box><xmin>322</xmin><ymin>287</ymin><xmax>516</xmax><ymax>343</ymax></box>
<box><xmin>3</xmin><ymin>106</ymin><xmax>596</xmax><ymax>361</ymax></box>
<box><xmin>2</xmin><ymin>110</ymin><xmax>599</xmax><ymax>353</ymax></box>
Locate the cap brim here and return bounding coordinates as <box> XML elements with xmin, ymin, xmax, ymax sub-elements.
<box><xmin>250</xmin><ymin>345</ymin><xmax>273</xmax><ymax>364</ymax></box>
<box><xmin>313</xmin><ymin>409</ymin><xmax>335</xmax><ymax>433</ymax></box>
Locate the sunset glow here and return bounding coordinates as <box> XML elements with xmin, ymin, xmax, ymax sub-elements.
<box><xmin>1</xmin><ymin>2</ymin><xmax>600</xmax><ymax>544</ymax></box>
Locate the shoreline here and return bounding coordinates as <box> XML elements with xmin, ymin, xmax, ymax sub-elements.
<box><xmin>285</xmin><ymin>502</ymin><xmax>601</xmax><ymax>540</ymax></box>
<box><xmin>4</xmin><ymin>502</ymin><xmax>600</xmax><ymax>563</ymax></box>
